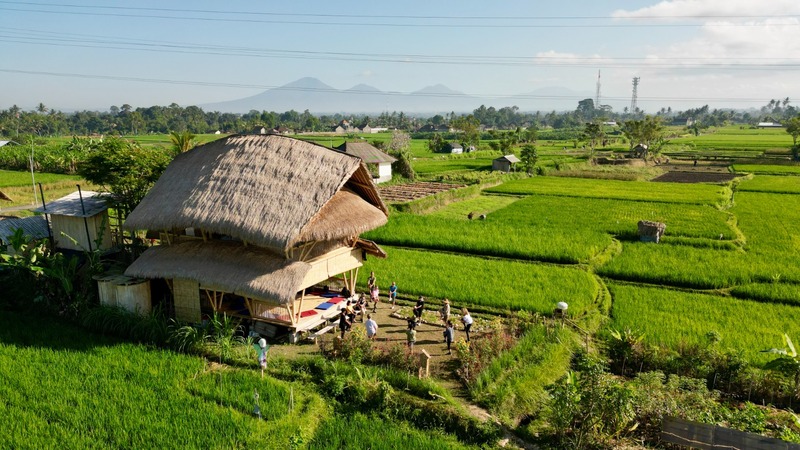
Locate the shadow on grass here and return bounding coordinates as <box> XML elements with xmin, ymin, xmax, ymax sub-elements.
<box><xmin>0</xmin><ymin>309</ymin><xmax>120</xmax><ymax>351</ymax></box>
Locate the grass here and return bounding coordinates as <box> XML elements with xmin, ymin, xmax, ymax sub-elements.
<box><xmin>471</xmin><ymin>326</ymin><xmax>576</xmax><ymax>424</ymax></box>
<box><xmin>731</xmin><ymin>282</ymin><xmax>800</xmax><ymax>306</ymax></box>
<box><xmin>0</xmin><ymin>311</ymin><xmax>326</xmax><ymax>448</ymax></box>
<box><xmin>413</xmin><ymin>155</ymin><xmax>495</xmax><ymax>176</ymax></box>
<box><xmin>309</xmin><ymin>412</ymin><xmax>478</xmax><ymax>449</ymax></box>
<box><xmin>737</xmin><ymin>175</ymin><xmax>800</xmax><ymax>193</ymax></box>
<box><xmin>0</xmin><ymin>169</ymin><xmax>81</xmax><ymax>187</ymax></box>
<box><xmin>733</xmin><ymin>165</ymin><xmax>800</xmax><ymax>176</ymax></box>
<box><xmin>607</xmin><ymin>283</ymin><xmax>800</xmax><ymax>364</ymax></box>
<box><xmin>358</xmin><ymin>246</ymin><xmax>600</xmax><ymax>315</ymax></box>
<box><xmin>367</xmin><ymin>194</ymin><xmax>732</xmax><ymax>264</ymax></box>
<box><xmin>486</xmin><ymin>176</ymin><xmax>729</xmax><ymax>205</ymax></box>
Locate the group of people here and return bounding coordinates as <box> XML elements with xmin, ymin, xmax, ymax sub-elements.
<box><xmin>337</xmin><ymin>271</ymin><xmax>475</xmax><ymax>355</ymax></box>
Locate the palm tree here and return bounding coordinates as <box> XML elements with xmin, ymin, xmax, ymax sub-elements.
<box><xmin>169</xmin><ymin>130</ymin><xmax>196</xmax><ymax>154</ymax></box>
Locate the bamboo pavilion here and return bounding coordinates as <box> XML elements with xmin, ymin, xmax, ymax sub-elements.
<box><xmin>122</xmin><ymin>134</ymin><xmax>388</xmax><ymax>340</ymax></box>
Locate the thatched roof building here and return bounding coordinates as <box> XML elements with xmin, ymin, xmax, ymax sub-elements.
<box><xmin>124</xmin><ymin>134</ymin><xmax>387</xmax><ymax>254</ymax></box>
<box><xmin>122</xmin><ymin>135</ymin><xmax>389</xmax><ymax>336</ymax></box>
<box><xmin>335</xmin><ymin>141</ymin><xmax>397</xmax><ymax>183</ymax></box>
<box><xmin>638</xmin><ymin>220</ymin><xmax>666</xmax><ymax>243</ymax></box>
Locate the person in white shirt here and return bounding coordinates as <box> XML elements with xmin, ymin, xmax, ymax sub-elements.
<box><xmin>365</xmin><ymin>314</ymin><xmax>378</xmax><ymax>340</ymax></box>
<box><xmin>460</xmin><ymin>308</ymin><xmax>473</xmax><ymax>342</ymax></box>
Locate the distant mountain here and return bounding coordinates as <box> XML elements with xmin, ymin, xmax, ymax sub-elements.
<box><xmin>200</xmin><ymin>77</ymin><xmax>591</xmax><ymax>114</ymax></box>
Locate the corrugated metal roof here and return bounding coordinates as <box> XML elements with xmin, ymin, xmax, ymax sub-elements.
<box><xmin>33</xmin><ymin>191</ymin><xmax>108</xmax><ymax>218</ymax></box>
<box><xmin>0</xmin><ymin>215</ymin><xmax>48</xmax><ymax>244</ymax></box>
<box><xmin>336</xmin><ymin>142</ymin><xmax>397</xmax><ymax>164</ymax></box>
<box><xmin>495</xmin><ymin>154</ymin><xmax>521</xmax><ymax>163</ymax></box>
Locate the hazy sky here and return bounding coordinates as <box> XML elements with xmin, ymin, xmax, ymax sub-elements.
<box><xmin>2</xmin><ymin>0</ymin><xmax>800</xmax><ymax>113</ymax></box>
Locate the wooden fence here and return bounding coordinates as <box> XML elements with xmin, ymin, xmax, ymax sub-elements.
<box><xmin>662</xmin><ymin>417</ymin><xmax>800</xmax><ymax>450</ymax></box>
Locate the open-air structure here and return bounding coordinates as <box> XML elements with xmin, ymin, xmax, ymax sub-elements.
<box><xmin>122</xmin><ymin>134</ymin><xmax>389</xmax><ymax>340</ymax></box>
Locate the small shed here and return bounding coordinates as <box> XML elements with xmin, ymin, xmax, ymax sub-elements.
<box><xmin>638</xmin><ymin>220</ymin><xmax>666</xmax><ymax>243</ymax></box>
<box><xmin>444</xmin><ymin>143</ymin><xmax>463</xmax><ymax>154</ymax></box>
<box><xmin>336</xmin><ymin>142</ymin><xmax>397</xmax><ymax>184</ymax></box>
<box><xmin>0</xmin><ymin>215</ymin><xmax>49</xmax><ymax>253</ymax></box>
<box><xmin>253</xmin><ymin>126</ymin><xmax>267</xmax><ymax>135</ymax></box>
<box><xmin>33</xmin><ymin>191</ymin><xmax>112</xmax><ymax>252</ymax></box>
<box><xmin>493</xmin><ymin>154</ymin><xmax>521</xmax><ymax>172</ymax></box>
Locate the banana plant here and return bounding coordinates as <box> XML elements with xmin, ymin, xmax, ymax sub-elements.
<box><xmin>763</xmin><ymin>334</ymin><xmax>800</xmax><ymax>396</ymax></box>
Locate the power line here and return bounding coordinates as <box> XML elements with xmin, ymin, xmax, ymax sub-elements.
<box><xmin>0</xmin><ymin>68</ymin><xmax>782</xmax><ymax>104</ymax></box>
<box><xmin>2</xmin><ymin>29</ymin><xmax>800</xmax><ymax>70</ymax></box>
<box><xmin>1</xmin><ymin>4</ymin><xmax>798</xmax><ymax>28</ymax></box>
<box><xmin>0</xmin><ymin>1</ymin><xmax>797</xmax><ymax>21</ymax></box>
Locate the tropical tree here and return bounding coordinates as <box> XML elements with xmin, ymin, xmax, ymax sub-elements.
<box><xmin>520</xmin><ymin>144</ymin><xmax>538</xmax><ymax>175</ymax></box>
<box><xmin>169</xmin><ymin>130</ymin><xmax>197</xmax><ymax>154</ymax></box>
<box><xmin>388</xmin><ymin>130</ymin><xmax>415</xmax><ymax>180</ymax></box>
<box><xmin>763</xmin><ymin>334</ymin><xmax>800</xmax><ymax>397</ymax></box>
<box><xmin>581</xmin><ymin>121</ymin><xmax>605</xmax><ymax>161</ymax></box>
<box><xmin>450</xmin><ymin>115</ymin><xmax>481</xmax><ymax>149</ymax></box>
<box><xmin>785</xmin><ymin>115</ymin><xmax>800</xmax><ymax>146</ymax></box>
<box><xmin>78</xmin><ymin>137</ymin><xmax>170</xmax><ymax>222</ymax></box>
<box><xmin>621</xmin><ymin>116</ymin><xmax>666</xmax><ymax>159</ymax></box>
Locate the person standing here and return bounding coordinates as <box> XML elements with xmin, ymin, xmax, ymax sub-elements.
<box><xmin>255</xmin><ymin>338</ymin><xmax>269</xmax><ymax>378</ymax></box>
<box><xmin>443</xmin><ymin>321</ymin><xmax>455</xmax><ymax>355</ymax></box>
<box><xmin>370</xmin><ymin>284</ymin><xmax>380</xmax><ymax>312</ymax></box>
<box><xmin>365</xmin><ymin>314</ymin><xmax>378</xmax><ymax>340</ymax></box>
<box><xmin>461</xmin><ymin>308</ymin><xmax>473</xmax><ymax>342</ymax></box>
<box><xmin>389</xmin><ymin>281</ymin><xmax>398</xmax><ymax>310</ymax></box>
<box><xmin>339</xmin><ymin>313</ymin><xmax>351</xmax><ymax>340</ymax></box>
<box><xmin>367</xmin><ymin>271</ymin><xmax>376</xmax><ymax>291</ymax></box>
<box><xmin>413</xmin><ymin>296</ymin><xmax>425</xmax><ymax>323</ymax></box>
<box><xmin>440</xmin><ymin>298</ymin><xmax>451</xmax><ymax>324</ymax></box>
<box><xmin>406</xmin><ymin>320</ymin><xmax>417</xmax><ymax>350</ymax></box>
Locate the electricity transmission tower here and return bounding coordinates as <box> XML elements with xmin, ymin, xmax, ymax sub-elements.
<box><xmin>630</xmin><ymin>77</ymin><xmax>640</xmax><ymax>114</ymax></box>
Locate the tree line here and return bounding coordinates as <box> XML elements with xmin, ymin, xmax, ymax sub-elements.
<box><xmin>0</xmin><ymin>98</ymin><xmax>797</xmax><ymax>139</ymax></box>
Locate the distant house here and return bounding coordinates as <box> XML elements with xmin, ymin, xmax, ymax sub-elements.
<box><xmin>336</xmin><ymin>142</ymin><xmax>397</xmax><ymax>184</ymax></box>
<box><xmin>417</xmin><ymin>124</ymin><xmax>450</xmax><ymax>133</ymax></box>
<box><xmin>631</xmin><ymin>143</ymin><xmax>649</xmax><ymax>159</ymax></box>
<box><xmin>32</xmin><ymin>191</ymin><xmax>112</xmax><ymax>252</ymax></box>
<box><xmin>0</xmin><ymin>215</ymin><xmax>48</xmax><ymax>253</ymax></box>
<box><xmin>272</xmin><ymin>126</ymin><xmax>292</xmax><ymax>135</ymax></box>
<box><xmin>443</xmin><ymin>143</ymin><xmax>463</xmax><ymax>154</ymax></box>
<box><xmin>758</xmin><ymin>122</ymin><xmax>782</xmax><ymax>128</ymax></box>
<box><xmin>361</xmin><ymin>124</ymin><xmax>372</xmax><ymax>134</ymax></box>
<box><xmin>369</xmin><ymin>127</ymin><xmax>389</xmax><ymax>134</ymax></box>
<box><xmin>333</xmin><ymin>120</ymin><xmax>359</xmax><ymax>134</ymax></box>
<box><xmin>253</xmin><ymin>126</ymin><xmax>267</xmax><ymax>134</ymax></box>
<box><xmin>492</xmin><ymin>154</ymin><xmax>521</xmax><ymax>173</ymax></box>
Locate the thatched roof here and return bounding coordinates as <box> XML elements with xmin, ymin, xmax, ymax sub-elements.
<box><xmin>336</xmin><ymin>142</ymin><xmax>397</xmax><ymax>164</ymax></box>
<box><xmin>125</xmin><ymin>240</ymin><xmax>311</xmax><ymax>304</ymax></box>
<box><xmin>0</xmin><ymin>190</ymin><xmax>11</xmax><ymax>202</ymax></box>
<box><xmin>123</xmin><ymin>134</ymin><xmax>388</xmax><ymax>253</ymax></box>
<box><xmin>33</xmin><ymin>191</ymin><xmax>108</xmax><ymax>217</ymax></box>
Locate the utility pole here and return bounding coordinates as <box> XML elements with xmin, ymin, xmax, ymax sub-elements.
<box><xmin>595</xmin><ymin>70</ymin><xmax>601</xmax><ymax>109</ymax></box>
<box><xmin>630</xmin><ymin>77</ymin><xmax>640</xmax><ymax>114</ymax></box>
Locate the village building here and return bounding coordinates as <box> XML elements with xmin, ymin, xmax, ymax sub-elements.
<box><xmin>32</xmin><ymin>190</ymin><xmax>112</xmax><ymax>252</ymax></box>
<box><xmin>443</xmin><ymin>142</ymin><xmax>463</xmax><ymax>154</ymax></box>
<box><xmin>492</xmin><ymin>154</ymin><xmax>521</xmax><ymax>173</ymax></box>
<box><xmin>0</xmin><ymin>215</ymin><xmax>48</xmax><ymax>254</ymax></box>
<box><xmin>333</xmin><ymin>119</ymin><xmax>359</xmax><ymax>134</ymax></box>
<box><xmin>335</xmin><ymin>141</ymin><xmax>397</xmax><ymax>184</ymax></box>
<box><xmin>122</xmin><ymin>134</ymin><xmax>388</xmax><ymax>341</ymax></box>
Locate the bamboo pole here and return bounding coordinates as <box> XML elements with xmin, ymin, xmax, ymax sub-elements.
<box><xmin>296</xmin><ymin>289</ymin><xmax>306</xmax><ymax>321</ymax></box>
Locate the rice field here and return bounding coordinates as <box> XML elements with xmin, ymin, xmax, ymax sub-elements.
<box><xmin>486</xmin><ymin>176</ymin><xmax>729</xmax><ymax>205</ymax></box>
<box><xmin>0</xmin><ymin>169</ymin><xmax>80</xmax><ymax>187</ymax></box>
<box><xmin>608</xmin><ymin>283</ymin><xmax>800</xmax><ymax>364</ymax></box>
<box><xmin>358</xmin><ymin>246</ymin><xmax>600</xmax><ymax>315</ymax></box>
<box><xmin>733</xmin><ymin>165</ymin><xmax>800</xmax><ymax>176</ymax></box>
<box><xmin>366</xmin><ymin>193</ymin><xmax>732</xmax><ymax>264</ymax></box>
<box><xmin>0</xmin><ymin>312</ymin><xmax>325</xmax><ymax>449</ymax></box>
<box><xmin>737</xmin><ymin>175</ymin><xmax>800</xmax><ymax>193</ymax></box>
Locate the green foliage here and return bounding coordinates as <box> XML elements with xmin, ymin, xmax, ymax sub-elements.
<box><xmin>545</xmin><ymin>354</ymin><xmax>636</xmax><ymax>449</ymax></box>
<box><xmin>309</xmin><ymin>412</ymin><xmax>478</xmax><ymax>450</ymax></box>
<box><xmin>520</xmin><ymin>144</ymin><xmax>538</xmax><ymax>175</ymax></box>
<box><xmin>169</xmin><ymin>130</ymin><xmax>196</xmax><ymax>154</ymax></box>
<box><xmin>77</xmin><ymin>136</ymin><xmax>170</xmax><ymax>219</ymax></box>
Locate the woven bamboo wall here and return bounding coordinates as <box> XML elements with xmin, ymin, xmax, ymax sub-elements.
<box><xmin>173</xmin><ymin>278</ymin><xmax>201</xmax><ymax>323</ymax></box>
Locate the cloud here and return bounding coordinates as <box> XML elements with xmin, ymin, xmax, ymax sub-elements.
<box><xmin>612</xmin><ymin>0</ymin><xmax>800</xmax><ymax>19</ymax></box>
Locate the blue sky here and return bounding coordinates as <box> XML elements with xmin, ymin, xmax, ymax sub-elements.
<box><xmin>2</xmin><ymin>0</ymin><xmax>800</xmax><ymax>113</ymax></box>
